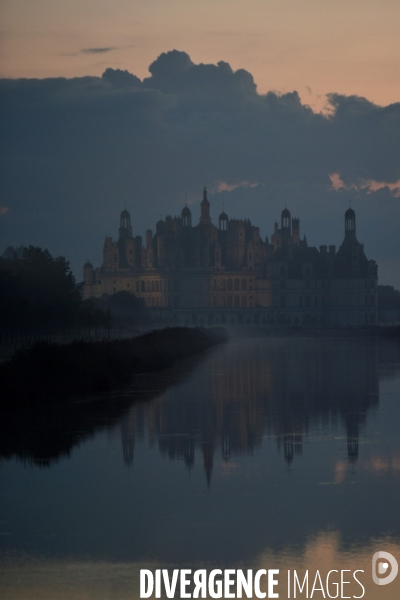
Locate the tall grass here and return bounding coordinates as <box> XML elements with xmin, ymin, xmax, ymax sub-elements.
<box><xmin>0</xmin><ymin>327</ymin><xmax>228</xmax><ymax>403</ymax></box>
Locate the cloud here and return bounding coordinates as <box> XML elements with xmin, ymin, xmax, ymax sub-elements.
<box><xmin>81</xmin><ymin>47</ymin><xmax>117</xmax><ymax>54</ymax></box>
<box><xmin>0</xmin><ymin>50</ymin><xmax>399</xmax><ymax>286</ymax></box>
<box><xmin>216</xmin><ymin>181</ymin><xmax>260</xmax><ymax>192</ymax></box>
<box><xmin>102</xmin><ymin>68</ymin><xmax>142</xmax><ymax>88</ymax></box>
<box><xmin>330</xmin><ymin>173</ymin><xmax>400</xmax><ymax>197</ymax></box>
<box><xmin>0</xmin><ymin>206</ymin><xmax>9</xmax><ymax>217</ymax></box>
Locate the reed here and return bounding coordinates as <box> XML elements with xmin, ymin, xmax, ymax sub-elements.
<box><xmin>0</xmin><ymin>326</ymin><xmax>228</xmax><ymax>403</ymax></box>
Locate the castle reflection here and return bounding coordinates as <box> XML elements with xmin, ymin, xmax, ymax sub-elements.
<box><xmin>120</xmin><ymin>336</ymin><xmax>395</xmax><ymax>483</ymax></box>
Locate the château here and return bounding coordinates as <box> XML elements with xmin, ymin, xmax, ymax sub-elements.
<box><xmin>83</xmin><ymin>188</ymin><xmax>378</xmax><ymax>327</ymax></box>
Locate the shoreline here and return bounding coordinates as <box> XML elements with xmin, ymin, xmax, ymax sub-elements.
<box><xmin>0</xmin><ymin>326</ymin><xmax>228</xmax><ymax>404</ymax></box>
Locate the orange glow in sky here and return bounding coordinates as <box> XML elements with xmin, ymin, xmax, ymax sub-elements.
<box><xmin>1</xmin><ymin>0</ymin><xmax>399</xmax><ymax>111</ymax></box>
<box><xmin>330</xmin><ymin>173</ymin><xmax>400</xmax><ymax>197</ymax></box>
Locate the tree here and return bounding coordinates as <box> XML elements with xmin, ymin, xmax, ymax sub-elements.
<box><xmin>0</xmin><ymin>246</ymin><xmax>107</xmax><ymax>331</ymax></box>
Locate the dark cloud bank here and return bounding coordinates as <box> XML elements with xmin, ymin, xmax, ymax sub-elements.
<box><xmin>0</xmin><ymin>50</ymin><xmax>399</xmax><ymax>285</ymax></box>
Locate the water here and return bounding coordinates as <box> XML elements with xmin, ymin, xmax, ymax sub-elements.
<box><xmin>1</xmin><ymin>335</ymin><xmax>400</xmax><ymax>599</ymax></box>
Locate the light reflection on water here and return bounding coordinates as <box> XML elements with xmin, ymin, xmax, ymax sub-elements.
<box><xmin>1</xmin><ymin>335</ymin><xmax>400</xmax><ymax>599</ymax></box>
<box><xmin>1</xmin><ymin>536</ymin><xmax>400</xmax><ymax>599</ymax></box>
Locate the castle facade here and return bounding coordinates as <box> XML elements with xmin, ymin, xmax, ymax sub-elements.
<box><xmin>83</xmin><ymin>188</ymin><xmax>378</xmax><ymax>327</ymax></box>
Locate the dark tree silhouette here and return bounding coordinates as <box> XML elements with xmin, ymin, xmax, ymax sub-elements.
<box><xmin>0</xmin><ymin>246</ymin><xmax>108</xmax><ymax>332</ymax></box>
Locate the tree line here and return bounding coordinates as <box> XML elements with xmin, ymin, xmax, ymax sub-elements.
<box><xmin>0</xmin><ymin>246</ymin><xmax>147</xmax><ymax>334</ymax></box>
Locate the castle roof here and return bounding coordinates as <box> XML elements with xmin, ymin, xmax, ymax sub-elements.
<box><xmin>201</xmin><ymin>187</ymin><xmax>210</xmax><ymax>206</ymax></box>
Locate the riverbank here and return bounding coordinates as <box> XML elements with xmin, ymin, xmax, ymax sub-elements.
<box><xmin>0</xmin><ymin>326</ymin><xmax>228</xmax><ymax>403</ymax></box>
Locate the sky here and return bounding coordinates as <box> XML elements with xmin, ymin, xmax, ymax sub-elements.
<box><xmin>0</xmin><ymin>0</ymin><xmax>399</xmax><ymax>286</ymax></box>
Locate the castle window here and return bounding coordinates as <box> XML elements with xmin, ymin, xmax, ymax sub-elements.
<box><xmin>228</xmin><ymin>279</ymin><xmax>233</xmax><ymax>290</ymax></box>
<box><xmin>305</xmin><ymin>280</ymin><xmax>310</xmax><ymax>289</ymax></box>
<box><xmin>127</xmin><ymin>283</ymin><xmax>130</xmax><ymax>288</ymax></box>
<box><xmin>136</xmin><ymin>282</ymin><xmax>139</xmax><ymax>292</ymax></box>
<box><xmin>156</xmin><ymin>281</ymin><xmax>159</xmax><ymax>292</ymax></box>
<box><xmin>213</xmin><ymin>296</ymin><xmax>217</xmax><ymax>307</ymax></box>
<box><xmin>242</xmin><ymin>279</ymin><xmax>247</xmax><ymax>290</ymax></box>
<box><xmin>228</xmin><ymin>296</ymin><xmax>233</xmax><ymax>307</ymax></box>
<box><xmin>249</xmin><ymin>253</ymin><xmax>253</xmax><ymax>261</ymax></box>
<box><xmin>141</xmin><ymin>281</ymin><xmax>145</xmax><ymax>292</ymax></box>
<box><xmin>221</xmin><ymin>280</ymin><xmax>226</xmax><ymax>290</ymax></box>
<box><xmin>234</xmin><ymin>279</ymin><xmax>239</xmax><ymax>290</ymax></box>
<box><xmin>241</xmin><ymin>296</ymin><xmax>247</xmax><ymax>308</ymax></box>
<box><xmin>305</xmin><ymin>296</ymin><xmax>310</xmax><ymax>307</ymax></box>
<box><xmin>213</xmin><ymin>279</ymin><xmax>217</xmax><ymax>290</ymax></box>
<box><xmin>151</xmin><ymin>281</ymin><xmax>155</xmax><ymax>292</ymax></box>
<box><xmin>234</xmin><ymin>296</ymin><xmax>240</xmax><ymax>307</ymax></box>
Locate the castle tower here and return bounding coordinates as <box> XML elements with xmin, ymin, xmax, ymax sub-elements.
<box><xmin>281</xmin><ymin>208</ymin><xmax>292</xmax><ymax>245</ymax></box>
<box><xmin>219</xmin><ymin>209</ymin><xmax>228</xmax><ymax>231</ymax></box>
<box><xmin>181</xmin><ymin>205</ymin><xmax>192</xmax><ymax>227</ymax></box>
<box><xmin>83</xmin><ymin>260</ymin><xmax>94</xmax><ymax>284</ymax></box>
<box><xmin>119</xmin><ymin>209</ymin><xmax>132</xmax><ymax>240</ymax></box>
<box><xmin>200</xmin><ymin>187</ymin><xmax>211</xmax><ymax>224</ymax></box>
<box><xmin>345</xmin><ymin>207</ymin><xmax>356</xmax><ymax>238</ymax></box>
<box><xmin>292</xmin><ymin>217</ymin><xmax>300</xmax><ymax>245</ymax></box>
<box><xmin>281</xmin><ymin>208</ymin><xmax>291</xmax><ymax>233</ymax></box>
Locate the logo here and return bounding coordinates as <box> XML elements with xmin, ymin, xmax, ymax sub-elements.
<box><xmin>372</xmin><ymin>551</ymin><xmax>398</xmax><ymax>586</ymax></box>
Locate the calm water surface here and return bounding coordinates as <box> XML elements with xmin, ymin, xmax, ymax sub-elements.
<box><xmin>1</xmin><ymin>335</ymin><xmax>400</xmax><ymax>599</ymax></box>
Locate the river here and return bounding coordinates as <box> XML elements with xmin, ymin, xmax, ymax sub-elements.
<box><xmin>1</xmin><ymin>335</ymin><xmax>400</xmax><ymax>599</ymax></box>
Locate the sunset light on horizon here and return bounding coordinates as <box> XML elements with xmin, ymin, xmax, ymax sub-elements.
<box><xmin>1</xmin><ymin>0</ymin><xmax>400</xmax><ymax>112</ymax></box>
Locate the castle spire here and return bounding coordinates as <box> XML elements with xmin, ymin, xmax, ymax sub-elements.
<box><xmin>200</xmin><ymin>186</ymin><xmax>211</xmax><ymax>224</ymax></box>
